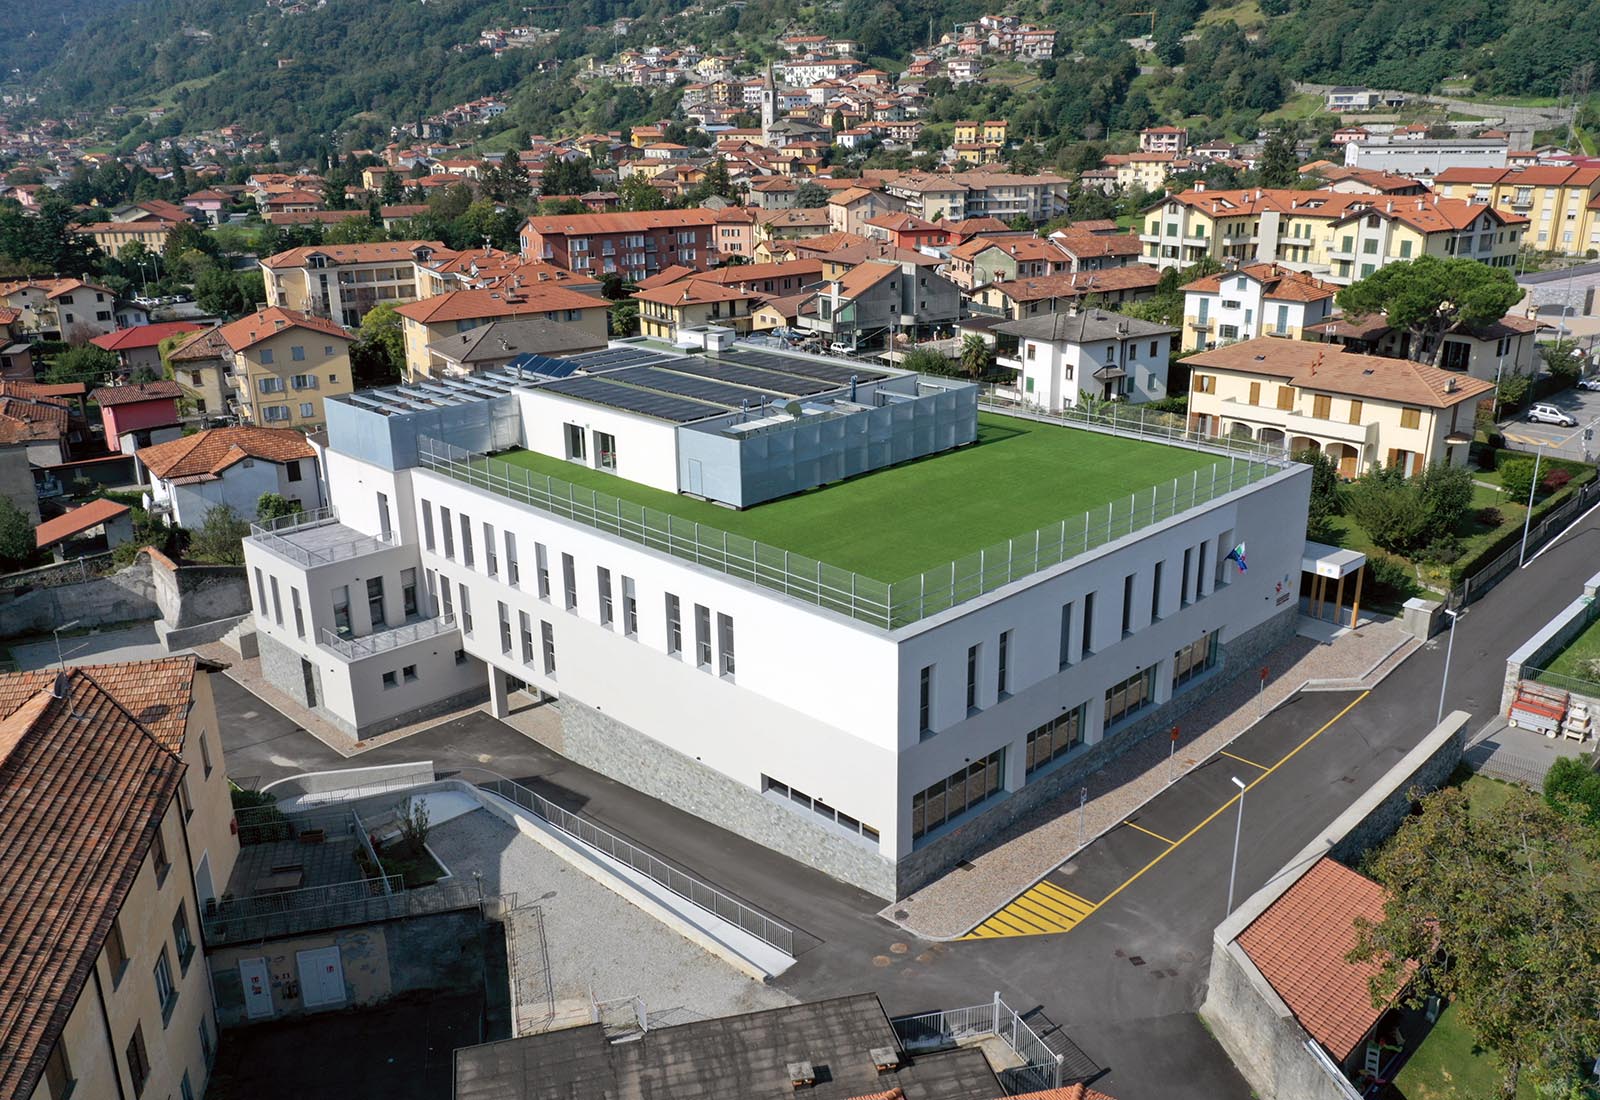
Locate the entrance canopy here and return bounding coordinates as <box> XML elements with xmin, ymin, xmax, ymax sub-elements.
<box><xmin>1302</xmin><ymin>540</ymin><xmax>1369</xmax><ymax>630</ymax></box>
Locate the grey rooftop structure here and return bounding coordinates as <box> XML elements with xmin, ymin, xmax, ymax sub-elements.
<box><xmin>993</xmin><ymin>307</ymin><xmax>1177</xmax><ymax>344</ymax></box>
<box><xmin>451</xmin><ymin>993</ymin><xmax>1005</xmax><ymax>1100</ymax></box>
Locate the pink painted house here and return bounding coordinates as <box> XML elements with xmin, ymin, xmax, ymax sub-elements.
<box><xmin>90</xmin><ymin>380</ymin><xmax>184</xmax><ymax>458</ymax></box>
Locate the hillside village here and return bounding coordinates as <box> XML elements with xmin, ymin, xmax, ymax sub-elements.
<box><xmin>3</xmin><ymin>6</ymin><xmax>1600</xmax><ymax>1100</ymax></box>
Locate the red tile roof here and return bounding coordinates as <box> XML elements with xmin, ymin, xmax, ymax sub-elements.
<box><xmin>520</xmin><ymin>208</ymin><xmax>718</xmax><ymax>236</ymax></box>
<box><xmin>989</xmin><ymin>266</ymin><xmax>1161</xmax><ymax>302</ymax></box>
<box><xmin>632</xmin><ymin>279</ymin><xmax>761</xmax><ymax>307</ymax></box>
<box><xmin>1237</xmin><ymin>858</ymin><xmax>1408</xmax><ymax>1062</ymax></box>
<box><xmin>34</xmin><ymin>498</ymin><xmax>130</xmax><ymax>549</ymax></box>
<box><xmin>1183</xmin><ymin>262</ymin><xmax>1339</xmax><ymax>303</ymax></box>
<box><xmin>1186</xmin><ymin>337</ymin><xmax>1494</xmax><ymax>408</ymax></box>
<box><xmin>260</xmin><ymin>239</ymin><xmax>448</xmax><ymax>270</ymax></box>
<box><xmin>136</xmin><ymin>425</ymin><xmax>316</xmax><ymax>482</ymax></box>
<box><xmin>1009</xmin><ymin>1087</ymin><xmax>1117</xmax><ymax>1100</ymax></box>
<box><xmin>394</xmin><ymin>285</ymin><xmax>607</xmax><ymax>325</ymax></box>
<box><xmin>88</xmin><ymin>321</ymin><xmax>203</xmax><ymax>352</ymax></box>
<box><xmin>219</xmin><ymin>306</ymin><xmax>352</xmax><ymax>352</ymax></box>
<box><xmin>0</xmin><ymin>665</ymin><xmax>191</xmax><ymax>1098</ymax></box>
<box><xmin>90</xmin><ymin>379</ymin><xmax>183</xmax><ymax>406</ymax></box>
<box><xmin>165</xmin><ymin>326</ymin><xmax>230</xmax><ymax>363</ymax></box>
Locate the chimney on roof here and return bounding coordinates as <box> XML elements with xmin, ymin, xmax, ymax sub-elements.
<box><xmin>871</xmin><ymin>1047</ymin><xmax>902</xmax><ymax>1073</ymax></box>
<box><xmin>1445</xmin><ymin>376</ymin><xmax>1458</xmax><ymax>392</ymax></box>
<box><xmin>788</xmin><ymin>1062</ymin><xmax>817</xmax><ymax>1090</ymax></box>
<box><xmin>1386</xmin><ymin>200</ymin><xmax>1394</xmax><ymax>213</ymax></box>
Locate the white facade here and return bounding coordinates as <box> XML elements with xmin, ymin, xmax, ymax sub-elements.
<box><xmin>1183</xmin><ymin>274</ymin><xmax>1335</xmax><ymax>349</ymax></box>
<box><xmin>152</xmin><ymin>455</ymin><xmax>324</xmax><ymax>528</ymax></box>
<box><xmin>245</xmin><ymin>347</ymin><xmax>1309</xmax><ymax>898</ymax></box>
<box><xmin>1007</xmin><ymin>332</ymin><xmax>1172</xmax><ymax>410</ymax></box>
<box><xmin>1343</xmin><ymin>137</ymin><xmax>1508</xmax><ymax>176</ymax></box>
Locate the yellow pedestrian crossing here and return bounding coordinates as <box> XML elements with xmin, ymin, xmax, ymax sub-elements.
<box><xmin>961</xmin><ymin>879</ymin><xmax>1097</xmax><ymax>939</ymax></box>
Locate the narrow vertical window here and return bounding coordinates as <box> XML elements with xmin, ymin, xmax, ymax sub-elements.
<box><xmin>918</xmin><ymin>665</ymin><xmax>934</xmax><ymax>734</ymax></box>
<box><xmin>717</xmin><ymin>613</ymin><xmax>735</xmax><ymax>676</ymax></box>
<box><xmin>666</xmin><ymin>594</ymin><xmax>682</xmax><ymax>654</ymax></box>
<box><xmin>694</xmin><ymin>604</ymin><xmax>712</xmax><ymax>668</ymax></box>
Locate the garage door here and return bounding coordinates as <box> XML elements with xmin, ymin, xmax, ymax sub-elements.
<box><xmin>296</xmin><ymin>946</ymin><xmax>345</xmax><ymax>1009</ymax></box>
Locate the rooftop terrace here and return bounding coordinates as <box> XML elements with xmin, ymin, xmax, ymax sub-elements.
<box><xmin>419</xmin><ymin>402</ymin><xmax>1289</xmax><ymax>630</ymax></box>
<box><xmin>495</xmin><ymin>412</ymin><xmax>1218</xmax><ymax>578</ymax></box>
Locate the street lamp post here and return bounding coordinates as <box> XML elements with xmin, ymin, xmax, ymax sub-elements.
<box><xmin>1518</xmin><ymin>444</ymin><xmax>1545</xmax><ymax>567</ymax></box>
<box><xmin>1435</xmin><ymin>608</ymin><xmax>1461</xmax><ymax>726</ymax></box>
<box><xmin>1226</xmin><ymin>776</ymin><xmax>1247</xmax><ymax>914</ymax></box>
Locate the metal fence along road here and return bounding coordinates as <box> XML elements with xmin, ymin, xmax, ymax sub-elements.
<box><xmin>1447</xmin><ymin>479</ymin><xmax>1600</xmax><ymax>611</ymax></box>
<box><xmin>465</xmin><ymin>769</ymin><xmax>796</xmax><ymax>957</ymax></box>
<box><xmin>419</xmin><ymin>412</ymin><xmax>1289</xmax><ymax>631</ymax></box>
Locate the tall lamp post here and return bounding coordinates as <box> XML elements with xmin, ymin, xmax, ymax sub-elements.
<box><xmin>1226</xmin><ymin>775</ymin><xmax>1247</xmax><ymax>914</ymax></box>
<box><xmin>1435</xmin><ymin>607</ymin><xmax>1461</xmax><ymax>726</ymax></box>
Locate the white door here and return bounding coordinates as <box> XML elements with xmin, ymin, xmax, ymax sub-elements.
<box><xmin>239</xmin><ymin>957</ymin><xmax>274</xmax><ymax>1020</ymax></box>
<box><xmin>297</xmin><ymin>946</ymin><xmax>345</xmax><ymax>1009</ymax></box>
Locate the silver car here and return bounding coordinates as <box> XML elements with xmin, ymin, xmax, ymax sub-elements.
<box><xmin>1528</xmin><ymin>403</ymin><xmax>1578</xmax><ymax>427</ymax></box>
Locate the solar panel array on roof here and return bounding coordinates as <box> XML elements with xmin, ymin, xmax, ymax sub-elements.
<box><xmin>507</xmin><ymin>353</ymin><xmax>580</xmax><ymax>380</ymax></box>
<box><xmin>610</xmin><ymin>365</ymin><xmax>782</xmax><ymax>409</ymax></box>
<box><xmin>540</xmin><ymin>375</ymin><xmax>726</xmax><ymax>423</ymax></box>
<box><xmin>721</xmin><ymin>347</ymin><xmax>888</xmax><ymax>385</ymax></box>
<box><xmin>652</xmin><ymin>355</ymin><xmax>835</xmax><ymax>397</ymax></box>
<box><xmin>569</xmin><ymin>346</ymin><xmax>670</xmax><ymax>371</ymax></box>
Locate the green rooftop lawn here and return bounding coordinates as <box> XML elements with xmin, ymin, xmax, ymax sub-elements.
<box><xmin>490</xmin><ymin>411</ymin><xmax>1224</xmax><ymax>581</ymax></box>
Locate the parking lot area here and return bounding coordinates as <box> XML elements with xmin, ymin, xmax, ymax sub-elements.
<box><xmin>1499</xmin><ymin>382</ymin><xmax>1600</xmax><ymax>456</ymax></box>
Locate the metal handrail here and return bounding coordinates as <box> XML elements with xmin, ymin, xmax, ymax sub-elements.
<box><xmin>417</xmin><ymin>412</ymin><xmax>1289</xmax><ymax>632</ymax></box>
<box><xmin>319</xmin><ymin>614</ymin><xmax>457</xmax><ymax>661</ymax></box>
<box><xmin>251</xmin><ymin>504</ymin><xmax>340</xmax><ymax>536</ymax></box>
<box><xmin>462</xmin><ymin>768</ymin><xmax>795</xmax><ymax>957</ymax></box>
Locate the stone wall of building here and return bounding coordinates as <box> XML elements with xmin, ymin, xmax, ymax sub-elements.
<box><xmin>560</xmin><ymin>605</ymin><xmax>1297</xmax><ymax>902</ymax></box>
<box><xmin>896</xmin><ymin>606</ymin><xmax>1298</xmax><ymax>898</ymax></box>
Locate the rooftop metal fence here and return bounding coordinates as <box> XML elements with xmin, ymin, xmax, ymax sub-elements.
<box><xmin>319</xmin><ymin>614</ymin><xmax>458</xmax><ymax>661</ymax></box>
<box><xmin>417</xmin><ymin>406</ymin><xmax>1291</xmax><ymax>632</ymax></box>
<box><xmin>248</xmin><ymin>504</ymin><xmax>397</xmax><ymax>567</ymax></box>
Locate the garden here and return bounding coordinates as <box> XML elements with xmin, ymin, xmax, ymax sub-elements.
<box><xmin>1304</xmin><ymin>446</ymin><xmax>1597</xmax><ymax>611</ymax></box>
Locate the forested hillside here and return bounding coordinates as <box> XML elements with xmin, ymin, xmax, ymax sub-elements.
<box><xmin>14</xmin><ymin>0</ymin><xmax>1599</xmax><ymax>157</ymax></box>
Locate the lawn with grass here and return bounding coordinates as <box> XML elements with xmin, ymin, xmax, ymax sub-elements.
<box><xmin>1537</xmin><ymin>612</ymin><xmax>1600</xmax><ymax>684</ymax></box>
<box><xmin>487</xmin><ymin>412</ymin><xmax>1226</xmax><ymax>580</ymax></box>
<box><xmin>1393</xmin><ymin>1002</ymin><xmax>1534</xmax><ymax>1100</ymax></box>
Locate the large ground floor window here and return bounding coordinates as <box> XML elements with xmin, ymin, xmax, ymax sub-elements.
<box><xmin>1104</xmin><ymin>667</ymin><xmax>1157</xmax><ymax>731</ymax></box>
<box><xmin>1025</xmin><ymin>703</ymin><xmax>1087</xmax><ymax>776</ymax></box>
<box><xmin>1173</xmin><ymin>630</ymin><xmax>1221</xmax><ymax>690</ymax></box>
<box><xmin>912</xmin><ymin>750</ymin><xmax>1004</xmax><ymax>841</ymax></box>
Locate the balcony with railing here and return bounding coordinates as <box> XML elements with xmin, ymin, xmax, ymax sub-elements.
<box><xmin>319</xmin><ymin>614</ymin><xmax>458</xmax><ymax>662</ymax></box>
<box><xmin>248</xmin><ymin>506</ymin><xmax>397</xmax><ymax>568</ymax></box>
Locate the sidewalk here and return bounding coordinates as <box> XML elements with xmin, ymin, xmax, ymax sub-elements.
<box><xmin>886</xmin><ymin>616</ymin><xmax>1417</xmax><ymax>939</ymax></box>
<box><xmin>195</xmin><ymin>644</ymin><xmax>497</xmax><ymax>757</ymax></box>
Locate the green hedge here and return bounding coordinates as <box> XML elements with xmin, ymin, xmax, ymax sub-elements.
<box><xmin>1447</xmin><ymin>462</ymin><xmax>1597</xmax><ymax>584</ymax></box>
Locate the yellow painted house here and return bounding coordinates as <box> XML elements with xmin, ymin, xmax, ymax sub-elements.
<box><xmin>1432</xmin><ymin>165</ymin><xmax>1600</xmax><ymax>256</ymax></box>
<box><xmin>219</xmin><ymin>306</ymin><xmax>355</xmax><ymax>430</ymax></box>
<box><xmin>633</xmin><ymin>279</ymin><xmax>763</xmax><ymax>341</ymax></box>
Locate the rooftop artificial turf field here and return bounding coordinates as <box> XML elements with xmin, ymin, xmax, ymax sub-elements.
<box><xmin>491</xmin><ymin>411</ymin><xmax>1225</xmax><ymax>581</ymax></box>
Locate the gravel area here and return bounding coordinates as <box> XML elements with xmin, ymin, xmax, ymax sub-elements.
<box><xmin>426</xmin><ymin>808</ymin><xmax>793</xmax><ymax>1032</ymax></box>
<box><xmin>888</xmin><ymin>618</ymin><xmax>1416</xmax><ymax>939</ymax></box>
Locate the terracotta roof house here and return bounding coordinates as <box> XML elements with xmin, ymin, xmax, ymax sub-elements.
<box><xmin>1178</xmin><ymin>262</ymin><xmax>1340</xmax><ymax>351</ymax></box>
<box><xmin>90</xmin><ymin>379</ymin><xmax>185</xmax><ymax>457</ymax></box>
<box><xmin>0</xmin><ymin>656</ymin><xmax>237</xmax><ymax>1100</ymax></box>
<box><xmin>136</xmin><ymin>425</ymin><xmax>323</xmax><ymax>527</ymax></box>
<box><xmin>395</xmin><ymin>285</ymin><xmax>611</xmax><ymax>381</ymax></box>
<box><xmin>89</xmin><ymin>321</ymin><xmax>206</xmax><ymax>375</ymax></box>
<box><xmin>34</xmin><ymin>496</ymin><xmax>133</xmax><ymax>558</ymax></box>
<box><xmin>424</xmin><ymin>316</ymin><xmax>610</xmax><ymax>377</ymax></box>
<box><xmin>972</xmin><ymin>266</ymin><xmax>1162</xmax><ymax>320</ymax></box>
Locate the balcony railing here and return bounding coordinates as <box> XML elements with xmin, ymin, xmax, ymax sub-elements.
<box><xmin>248</xmin><ymin>506</ymin><xmax>397</xmax><ymax>567</ymax></box>
<box><xmin>319</xmin><ymin>614</ymin><xmax>457</xmax><ymax>661</ymax></box>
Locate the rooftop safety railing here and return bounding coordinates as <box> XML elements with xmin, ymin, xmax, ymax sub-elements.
<box><xmin>248</xmin><ymin>504</ymin><xmax>397</xmax><ymax>567</ymax></box>
<box><xmin>319</xmin><ymin>615</ymin><xmax>458</xmax><ymax>661</ymax></box>
<box><xmin>417</xmin><ymin>405</ymin><xmax>1293</xmax><ymax>632</ymax></box>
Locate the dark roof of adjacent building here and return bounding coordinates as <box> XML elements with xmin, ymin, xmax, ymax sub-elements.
<box><xmin>995</xmin><ymin>309</ymin><xmax>1176</xmax><ymax>343</ymax></box>
<box><xmin>452</xmin><ymin>993</ymin><xmax>1003</xmax><ymax>1100</ymax></box>
<box><xmin>165</xmin><ymin>326</ymin><xmax>231</xmax><ymax>363</ymax></box>
<box><xmin>0</xmin><ymin>663</ymin><xmax>194</xmax><ymax>1099</ymax></box>
<box><xmin>427</xmin><ymin>317</ymin><xmax>606</xmax><ymax>365</ymax></box>
<box><xmin>90</xmin><ymin>380</ymin><xmax>183</xmax><ymax>407</ymax></box>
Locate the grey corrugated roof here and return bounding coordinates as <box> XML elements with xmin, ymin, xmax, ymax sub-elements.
<box><xmin>427</xmin><ymin>317</ymin><xmax>607</xmax><ymax>365</ymax></box>
<box><xmin>993</xmin><ymin>308</ymin><xmax>1177</xmax><ymax>344</ymax></box>
<box><xmin>451</xmin><ymin>994</ymin><xmax>1004</xmax><ymax>1100</ymax></box>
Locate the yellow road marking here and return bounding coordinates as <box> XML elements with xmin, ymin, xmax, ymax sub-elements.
<box><xmin>1218</xmin><ymin>748</ymin><xmax>1268</xmax><ymax>770</ymax></box>
<box><xmin>1122</xmin><ymin>820</ymin><xmax>1176</xmax><ymax>845</ymax></box>
<box><xmin>1091</xmin><ymin>691</ymin><xmax>1368</xmax><ymax>915</ymax></box>
<box><xmin>958</xmin><ymin>691</ymin><xmax>1369</xmax><ymax>941</ymax></box>
<box><xmin>959</xmin><ymin>880</ymin><xmax>1097</xmax><ymax>939</ymax></box>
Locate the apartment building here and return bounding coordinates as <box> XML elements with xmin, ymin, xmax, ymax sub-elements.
<box><xmin>798</xmin><ymin>259</ymin><xmax>964</xmax><ymax>349</ymax></box>
<box><xmin>1140</xmin><ymin>126</ymin><xmax>1189</xmax><ymax>154</ymax></box>
<box><xmin>1139</xmin><ymin>189</ymin><xmax>1526</xmax><ymax>281</ymax></box>
<box><xmin>138</xmin><ymin>425</ymin><xmax>324</xmax><ymax>528</ymax></box>
<box><xmin>242</xmin><ymin>339</ymin><xmax>1308</xmax><ymax>899</ymax></box>
<box><xmin>394</xmin><ymin>286</ymin><xmax>612</xmax><ymax>381</ymax></box>
<box><xmin>1104</xmin><ymin>153</ymin><xmax>1196</xmax><ymax>193</ymax></box>
<box><xmin>883</xmin><ymin>171</ymin><xmax>1070</xmax><ymax>224</ymax></box>
<box><xmin>1185</xmin><ymin>338</ymin><xmax>1492</xmax><ymax>476</ymax></box>
<box><xmin>971</xmin><ymin>266</ymin><xmax>1162</xmax><ymax>320</ymax></box>
<box><xmin>948</xmin><ymin>233</ymin><xmax>1143</xmax><ymax>291</ymax></box>
<box><xmin>261</xmin><ymin>241</ymin><xmax>447</xmax><ymax>327</ymax></box>
<box><xmin>518</xmin><ymin>209</ymin><xmax>721</xmax><ymax>280</ymax></box>
<box><xmin>219</xmin><ymin>306</ymin><xmax>355</xmax><ymax>430</ymax></box>
<box><xmin>0</xmin><ymin>656</ymin><xmax>238</xmax><ymax>1100</ymax></box>
<box><xmin>0</xmin><ymin>277</ymin><xmax>119</xmax><ymax>344</ymax></box>
<box><xmin>994</xmin><ymin>308</ymin><xmax>1177</xmax><ymax>408</ymax></box>
<box><xmin>1342</xmin><ymin>135</ymin><xmax>1508</xmax><ymax>176</ymax></box>
<box><xmin>164</xmin><ymin>327</ymin><xmax>233</xmax><ymax>420</ymax></box>
<box><xmin>1180</xmin><ymin>262</ymin><xmax>1339</xmax><ymax>351</ymax></box>
<box><xmin>1431</xmin><ymin>165</ymin><xmax>1600</xmax><ymax>255</ymax></box>
<box><xmin>634</xmin><ymin>280</ymin><xmax>764</xmax><ymax>340</ymax></box>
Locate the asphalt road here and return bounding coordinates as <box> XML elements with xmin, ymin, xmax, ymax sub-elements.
<box><xmin>203</xmin><ymin>502</ymin><xmax>1600</xmax><ymax>1100</ymax></box>
<box><xmin>1498</xmin><ymin>382</ymin><xmax>1600</xmax><ymax>454</ymax></box>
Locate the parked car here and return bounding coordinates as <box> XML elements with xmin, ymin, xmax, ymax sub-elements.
<box><xmin>1528</xmin><ymin>403</ymin><xmax>1578</xmax><ymax>427</ymax></box>
<box><xmin>1578</xmin><ymin>376</ymin><xmax>1600</xmax><ymax>391</ymax></box>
